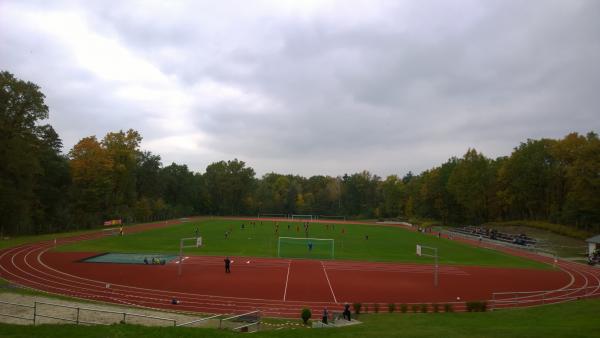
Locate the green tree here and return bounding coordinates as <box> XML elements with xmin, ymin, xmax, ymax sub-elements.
<box><xmin>497</xmin><ymin>139</ymin><xmax>557</xmax><ymax>220</ymax></box>
<box><xmin>0</xmin><ymin>71</ymin><xmax>68</xmax><ymax>235</ymax></box>
<box><xmin>204</xmin><ymin>159</ymin><xmax>255</xmax><ymax>215</ymax></box>
<box><xmin>560</xmin><ymin>133</ymin><xmax>600</xmax><ymax>230</ymax></box>
<box><xmin>447</xmin><ymin>149</ymin><xmax>494</xmax><ymax>223</ymax></box>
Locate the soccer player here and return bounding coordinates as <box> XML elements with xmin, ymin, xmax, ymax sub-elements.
<box><xmin>224</xmin><ymin>256</ymin><xmax>231</xmax><ymax>273</ymax></box>
<box><xmin>308</xmin><ymin>241</ymin><xmax>313</xmax><ymax>251</ymax></box>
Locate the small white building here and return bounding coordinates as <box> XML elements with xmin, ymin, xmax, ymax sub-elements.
<box><xmin>586</xmin><ymin>234</ymin><xmax>600</xmax><ymax>257</ymax></box>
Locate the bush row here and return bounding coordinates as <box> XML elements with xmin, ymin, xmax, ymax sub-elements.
<box><xmin>350</xmin><ymin>303</ymin><xmax>455</xmax><ymax>314</ymax></box>
<box><xmin>465</xmin><ymin>301</ymin><xmax>488</xmax><ymax>312</ymax></box>
<box><xmin>301</xmin><ymin>301</ymin><xmax>488</xmax><ymax>322</ymax></box>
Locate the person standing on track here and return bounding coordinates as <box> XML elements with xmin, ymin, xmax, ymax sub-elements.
<box><xmin>224</xmin><ymin>256</ymin><xmax>231</xmax><ymax>273</ymax></box>
<box><xmin>343</xmin><ymin>303</ymin><xmax>351</xmax><ymax>321</ymax></box>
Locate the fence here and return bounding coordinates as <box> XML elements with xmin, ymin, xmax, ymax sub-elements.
<box><xmin>0</xmin><ymin>300</ymin><xmax>205</xmax><ymax>327</ymax></box>
<box><xmin>0</xmin><ymin>300</ymin><xmax>35</xmax><ymax>323</ymax></box>
<box><xmin>219</xmin><ymin>310</ymin><xmax>261</xmax><ymax>332</ymax></box>
<box><xmin>176</xmin><ymin>314</ymin><xmax>222</xmax><ymax>327</ymax></box>
<box><xmin>0</xmin><ymin>300</ymin><xmax>261</xmax><ymax>331</ymax></box>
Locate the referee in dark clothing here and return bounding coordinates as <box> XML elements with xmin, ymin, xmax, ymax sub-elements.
<box><xmin>224</xmin><ymin>256</ymin><xmax>231</xmax><ymax>273</ymax></box>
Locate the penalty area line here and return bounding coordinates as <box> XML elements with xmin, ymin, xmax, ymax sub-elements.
<box><xmin>321</xmin><ymin>261</ymin><xmax>338</xmax><ymax>303</ymax></box>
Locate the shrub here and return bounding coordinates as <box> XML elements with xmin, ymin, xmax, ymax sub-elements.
<box><xmin>301</xmin><ymin>308</ymin><xmax>311</xmax><ymax>324</ymax></box>
<box><xmin>433</xmin><ymin>303</ymin><xmax>440</xmax><ymax>313</ymax></box>
<box><xmin>400</xmin><ymin>304</ymin><xmax>408</xmax><ymax>313</ymax></box>
<box><xmin>388</xmin><ymin>303</ymin><xmax>396</xmax><ymax>313</ymax></box>
<box><xmin>374</xmin><ymin>303</ymin><xmax>380</xmax><ymax>313</ymax></box>
<box><xmin>353</xmin><ymin>302</ymin><xmax>362</xmax><ymax>315</ymax></box>
<box><xmin>411</xmin><ymin>304</ymin><xmax>418</xmax><ymax>313</ymax></box>
<box><xmin>420</xmin><ymin>304</ymin><xmax>428</xmax><ymax>313</ymax></box>
<box><xmin>444</xmin><ymin>304</ymin><xmax>453</xmax><ymax>312</ymax></box>
<box><xmin>466</xmin><ymin>301</ymin><xmax>488</xmax><ymax>312</ymax></box>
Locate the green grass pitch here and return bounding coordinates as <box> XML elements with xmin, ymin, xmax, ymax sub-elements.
<box><xmin>56</xmin><ymin>219</ymin><xmax>548</xmax><ymax>269</ymax></box>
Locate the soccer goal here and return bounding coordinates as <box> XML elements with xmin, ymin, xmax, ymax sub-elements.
<box><xmin>278</xmin><ymin>237</ymin><xmax>334</xmax><ymax>259</ymax></box>
<box><xmin>416</xmin><ymin>244</ymin><xmax>439</xmax><ymax>287</ymax></box>
<box><xmin>291</xmin><ymin>214</ymin><xmax>314</xmax><ymax>221</ymax></box>
<box><xmin>178</xmin><ymin>237</ymin><xmax>202</xmax><ymax>276</ymax></box>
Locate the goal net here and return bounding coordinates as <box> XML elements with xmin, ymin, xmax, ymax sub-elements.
<box><xmin>278</xmin><ymin>237</ymin><xmax>334</xmax><ymax>259</ymax></box>
<box><xmin>291</xmin><ymin>214</ymin><xmax>314</xmax><ymax>221</ymax></box>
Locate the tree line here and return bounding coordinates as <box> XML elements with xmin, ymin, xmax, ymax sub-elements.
<box><xmin>1</xmin><ymin>71</ymin><xmax>598</xmax><ymax>236</ymax></box>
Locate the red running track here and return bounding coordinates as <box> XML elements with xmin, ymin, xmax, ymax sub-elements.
<box><xmin>1</xmin><ymin>219</ymin><xmax>599</xmax><ymax>317</ymax></box>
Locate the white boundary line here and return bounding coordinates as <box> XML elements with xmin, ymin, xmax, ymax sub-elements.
<box><xmin>283</xmin><ymin>261</ymin><xmax>291</xmax><ymax>301</ymax></box>
<box><xmin>321</xmin><ymin>261</ymin><xmax>338</xmax><ymax>303</ymax></box>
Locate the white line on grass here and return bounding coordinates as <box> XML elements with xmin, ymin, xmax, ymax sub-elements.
<box><xmin>283</xmin><ymin>260</ymin><xmax>291</xmax><ymax>301</ymax></box>
<box><xmin>321</xmin><ymin>261</ymin><xmax>338</xmax><ymax>303</ymax></box>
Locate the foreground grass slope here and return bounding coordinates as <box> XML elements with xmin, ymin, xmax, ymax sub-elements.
<box><xmin>1</xmin><ymin>299</ymin><xmax>599</xmax><ymax>338</ymax></box>
<box><xmin>56</xmin><ymin>219</ymin><xmax>547</xmax><ymax>269</ymax></box>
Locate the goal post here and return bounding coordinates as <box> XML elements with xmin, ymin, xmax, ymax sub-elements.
<box><xmin>278</xmin><ymin>237</ymin><xmax>334</xmax><ymax>259</ymax></box>
<box><xmin>178</xmin><ymin>237</ymin><xmax>202</xmax><ymax>276</ymax></box>
<box><xmin>416</xmin><ymin>244</ymin><xmax>439</xmax><ymax>287</ymax></box>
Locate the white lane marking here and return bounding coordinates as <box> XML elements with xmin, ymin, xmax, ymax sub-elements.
<box><xmin>283</xmin><ymin>260</ymin><xmax>291</xmax><ymax>301</ymax></box>
<box><xmin>321</xmin><ymin>261</ymin><xmax>338</xmax><ymax>303</ymax></box>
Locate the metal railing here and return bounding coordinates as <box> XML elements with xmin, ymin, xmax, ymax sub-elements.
<box><xmin>0</xmin><ymin>299</ymin><xmax>264</xmax><ymax>330</ymax></box>
<box><xmin>33</xmin><ymin>301</ymin><xmax>178</xmax><ymax>326</ymax></box>
<box><xmin>0</xmin><ymin>300</ymin><xmax>35</xmax><ymax>323</ymax></box>
<box><xmin>219</xmin><ymin>310</ymin><xmax>261</xmax><ymax>331</ymax></box>
<box><xmin>176</xmin><ymin>314</ymin><xmax>221</xmax><ymax>327</ymax></box>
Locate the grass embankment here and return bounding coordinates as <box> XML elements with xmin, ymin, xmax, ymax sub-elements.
<box><xmin>0</xmin><ymin>229</ymin><xmax>102</xmax><ymax>251</ymax></box>
<box><xmin>483</xmin><ymin>220</ymin><xmax>592</xmax><ymax>240</ymax></box>
<box><xmin>57</xmin><ymin>219</ymin><xmax>547</xmax><ymax>269</ymax></box>
<box><xmin>1</xmin><ymin>298</ymin><xmax>599</xmax><ymax>338</ymax></box>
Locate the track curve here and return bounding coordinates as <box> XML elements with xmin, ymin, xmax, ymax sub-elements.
<box><xmin>1</xmin><ymin>220</ymin><xmax>598</xmax><ymax>318</ymax></box>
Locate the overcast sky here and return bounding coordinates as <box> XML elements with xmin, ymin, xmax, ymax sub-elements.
<box><xmin>1</xmin><ymin>0</ymin><xmax>599</xmax><ymax>177</ymax></box>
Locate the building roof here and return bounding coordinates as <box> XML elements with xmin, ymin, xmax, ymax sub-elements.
<box><xmin>587</xmin><ymin>234</ymin><xmax>600</xmax><ymax>243</ymax></box>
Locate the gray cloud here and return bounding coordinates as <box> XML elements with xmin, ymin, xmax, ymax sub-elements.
<box><xmin>1</xmin><ymin>0</ymin><xmax>598</xmax><ymax>177</ymax></box>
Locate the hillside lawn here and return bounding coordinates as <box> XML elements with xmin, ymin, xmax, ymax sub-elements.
<box><xmin>56</xmin><ymin>219</ymin><xmax>548</xmax><ymax>269</ymax></box>
<box><xmin>1</xmin><ymin>298</ymin><xmax>599</xmax><ymax>338</ymax></box>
